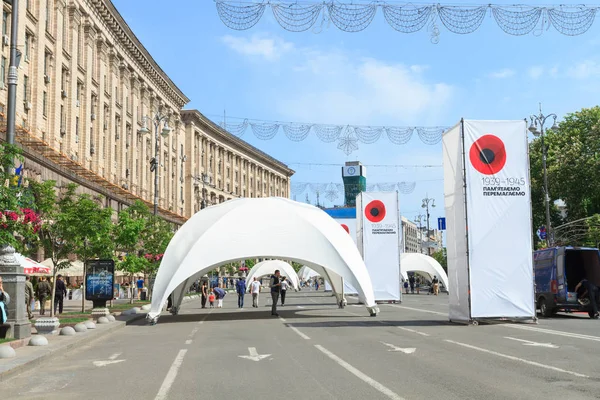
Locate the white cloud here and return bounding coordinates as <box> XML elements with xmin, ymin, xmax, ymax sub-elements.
<box><xmin>221</xmin><ymin>34</ymin><xmax>294</xmax><ymax>61</ymax></box>
<box><xmin>528</xmin><ymin>66</ymin><xmax>544</xmax><ymax>80</ymax></box>
<box><xmin>568</xmin><ymin>60</ymin><xmax>600</xmax><ymax>79</ymax></box>
<box><xmin>488</xmin><ymin>68</ymin><xmax>516</xmax><ymax>79</ymax></box>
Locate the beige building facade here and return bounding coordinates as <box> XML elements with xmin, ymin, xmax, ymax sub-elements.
<box><xmin>1</xmin><ymin>0</ymin><xmax>293</xmax><ymax>224</ymax></box>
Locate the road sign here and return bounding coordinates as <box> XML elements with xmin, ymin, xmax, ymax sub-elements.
<box><xmin>438</xmin><ymin>217</ymin><xmax>446</xmax><ymax>231</ymax></box>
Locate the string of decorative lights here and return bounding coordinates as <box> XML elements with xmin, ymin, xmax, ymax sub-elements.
<box><xmin>215</xmin><ymin>1</ymin><xmax>598</xmax><ymax>43</ymax></box>
<box><xmin>211</xmin><ymin>114</ymin><xmax>448</xmax><ymax>154</ymax></box>
<box><xmin>285</xmin><ymin>162</ymin><xmax>442</xmax><ymax>168</ymax></box>
<box><xmin>292</xmin><ymin>181</ymin><xmax>422</xmax><ymax>201</ymax></box>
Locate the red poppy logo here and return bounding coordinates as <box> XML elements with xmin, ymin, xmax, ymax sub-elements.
<box><xmin>365</xmin><ymin>200</ymin><xmax>386</xmax><ymax>223</ymax></box>
<box><xmin>469</xmin><ymin>134</ymin><xmax>506</xmax><ymax>175</ymax></box>
<box><xmin>340</xmin><ymin>224</ymin><xmax>350</xmax><ymax>234</ymax></box>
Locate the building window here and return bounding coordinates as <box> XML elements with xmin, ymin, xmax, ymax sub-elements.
<box><xmin>44</xmin><ymin>51</ymin><xmax>51</xmax><ymax>78</ymax></box>
<box><xmin>0</xmin><ymin>56</ymin><xmax>6</xmax><ymax>86</ymax></box>
<box><xmin>2</xmin><ymin>11</ymin><xmax>7</xmax><ymax>37</ymax></box>
<box><xmin>75</xmin><ymin>116</ymin><xmax>79</xmax><ymax>143</ymax></box>
<box><xmin>59</xmin><ymin>105</ymin><xmax>64</xmax><ymax>129</ymax></box>
<box><xmin>23</xmin><ymin>75</ymin><xmax>28</xmax><ymax>101</ymax></box>
<box><xmin>45</xmin><ymin>0</ymin><xmax>51</xmax><ymax>32</ymax></box>
<box><xmin>62</xmin><ymin>9</ymin><xmax>67</xmax><ymax>48</ymax></box>
<box><xmin>42</xmin><ymin>92</ymin><xmax>47</xmax><ymax>117</ymax></box>
<box><xmin>103</xmin><ymin>136</ymin><xmax>106</xmax><ymax>159</ymax></box>
<box><xmin>24</xmin><ymin>33</ymin><xmax>30</xmax><ymax>61</ymax></box>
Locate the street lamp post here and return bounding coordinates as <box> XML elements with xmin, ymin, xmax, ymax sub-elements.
<box><xmin>138</xmin><ymin>112</ymin><xmax>171</xmax><ymax>216</ymax></box>
<box><xmin>529</xmin><ymin>105</ymin><xmax>558</xmax><ymax>246</ymax></box>
<box><xmin>421</xmin><ymin>195</ymin><xmax>436</xmax><ymax>255</ymax></box>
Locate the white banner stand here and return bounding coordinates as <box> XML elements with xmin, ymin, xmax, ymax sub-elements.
<box><xmin>443</xmin><ymin>119</ymin><xmax>536</xmax><ymax>325</ymax></box>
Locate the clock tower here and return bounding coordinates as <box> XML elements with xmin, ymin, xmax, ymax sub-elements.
<box><xmin>342</xmin><ymin>161</ymin><xmax>366</xmax><ymax>207</ymax></box>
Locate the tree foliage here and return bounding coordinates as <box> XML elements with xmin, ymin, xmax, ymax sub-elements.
<box><xmin>431</xmin><ymin>249</ymin><xmax>447</xmax><ymax>273</ymax></box>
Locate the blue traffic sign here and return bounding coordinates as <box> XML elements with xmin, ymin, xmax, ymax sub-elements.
<box><xmin>438</xmin><ymin>217</ymin><xmax>446</xmax><ymax>231</ymax></box>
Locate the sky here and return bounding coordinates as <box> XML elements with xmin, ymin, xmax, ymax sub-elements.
<box><xmin>112</xmin><ymin>0</ymin><xmax>600</xmax><ymax>226</ymax></box>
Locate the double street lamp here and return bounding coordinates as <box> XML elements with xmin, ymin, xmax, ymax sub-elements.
<box><xmin>529</xmin><ymin>107</ymin><xmax>558</xmax><ymax>246</ymax></box>
<box><xmin>137</xmin><ymin>112</ymin><xmax>171</xmax><ymax>216</ymax></box>
<box><xmin>422</xmin><ymin>195</ymin><xmax>436</xmax><ymax>254</ymax></box>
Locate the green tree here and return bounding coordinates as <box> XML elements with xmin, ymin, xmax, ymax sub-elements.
<box><xmin>60</xmin><ymin>193</ymin><xmax>114</xmax><ymax>311</ymax></box>
<box><xmin>29</xmin><ymin>181</ymin><xmax>77</xmax><ymax>318</ymax></box>
<box><xmin>291</xmin><ymin>261</ymin><xmax>303</xmax><ymax>272</ymax></box>
<box><xmin>431</xmin><ymin>248</ymin><xmax>447</xmax><ymax>273</ymax></box>
<box><xmin>112</xmin><ymin>200</ymin><xmax>152</xmax><ymax>303</ymax></box>
<box><xmin>140</xmin><ymin>215</ymin><xmax>174</xmax><ymax>299</ymax></box>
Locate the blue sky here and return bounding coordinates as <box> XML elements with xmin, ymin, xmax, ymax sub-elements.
<box><xmin>113</xmin><ymin>0</ymin><xmax>600</xmax><ymax>224</ymax></box>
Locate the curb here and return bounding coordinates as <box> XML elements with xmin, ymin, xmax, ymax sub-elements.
<box><xmin>0</xmin><ymin>314</ymin><xmax>145</xmax><ymax>383</ymax></box>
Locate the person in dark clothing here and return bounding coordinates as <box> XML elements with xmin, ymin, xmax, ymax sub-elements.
<box><xmin>167</xmin><ymin>293</ymin><xmax>173</xmax><ymax>310</ymax></box>
<box><xmin>576</xmin><ymin>279</ymin><xmax>600</xmax><ymax>318</ymax></box>
<box><xmin>201</xmin><ymin>281</ymin><xmax>208</xmax><ymax>309</ymax></box>
<box><xmin>409</xmin><ymin>275</ymin><xmax>415</xmax><ymax>294</ymax></box>
<box><xmin>236</xmin><ymin>277</ymin><xmax>247</xmax><ymax>309</ymax></box>
<box><xmin>36</xmin><ymin>277</ymin><xmax>51</xmax><ymax>315</ymax></box>
<box><xmin>54</xmin><ymin>274</ymin><xmax>67</xmax><ymax>315</ymax></box>
<box><xmin>269</xmin><ymin>270</ymin><xmax>281</xmax><ymax>316</ymax></box>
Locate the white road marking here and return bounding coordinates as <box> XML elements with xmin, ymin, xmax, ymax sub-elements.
<box><xmin>386</xmin><ymin>304</ymin><xmax>446</xmax><ymax>316</ymax></box>
<box><xmin>289</xmin><ymin>325</ymin><xmax>311</xmax><ymax>340</ymax></box>
<box><xmin>315</xmin><ymin>345</ymin><xmax>406</xmax><ymax>400</ymax></box>
<box><xmin>503</xmin><ymin>324</ymin><xmax>600</xmax><ymax>343</ymax></box>
<box><xmin>108</xmin><ymin>353</ymin><xmax>121</xmax><ymax>360</ymax></box>
<box><xmin>154</xmin><ymin>349</ymin><xmax>188</xmax><ymax>400</ymax></box>
<box><xmin>397</xmin><ymin>327</ymin><xmax>431</xmax><ymax>337</ymax></box>
<box><xmin>93</xmin><ymin>359</ymin><xmax>125</xmax><ymax>367</ymax></box>
<box><xmin>297</xmin><ymin>305</ymin><xmax>305</xmax><ymax>309</ymax></box>
<box><xmin>380</xmin><ymin>342</ymin><xmax>416</xmax><ymax>354</ymax></box>
<box><xmin>279</xmin><ymin>317</ymin><xmax>286</xmax><ymax>322</ymax></box>
<box><xmin>445</xmin><ymin>340</ymin><xmax>588</xmax><ymax>378</ymax></box>
<box><xmin>188</xmin><ymin>327</ymin><xmax>199</xmax><ymax>338</ymax></box>
<box><xmin>238</xmin><ymin>347</ymin><xmax>271</xmax><ymax>362</ymax></box>
<box><xmin>185</xmin><ymin>340</ymin><xmax>192</xmax><ymax>345</ymax></box>
<box><xmin>504</xmin><ymin>337</ymin><xmax>559</xmax><ymax>348</ymax></box>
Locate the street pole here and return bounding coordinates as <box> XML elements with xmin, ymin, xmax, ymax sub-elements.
<box><xmin>529</xmin><ymin>105</ymin><xmax>558</xmax><ymax>247</ymax></box>
<box><xmin>6</xmin><ymin>0</ymin><xmax>19</xmax><ymax>145</ymax></box>
<box><xmin>422</xmin><ymin>195</ymin><xmax>436</xmax><ymax>255</ymax></box>
<box><xmin>153</xmin><ymin>117</ymin><xmax>159</xmax><ymax>216</ymax></box>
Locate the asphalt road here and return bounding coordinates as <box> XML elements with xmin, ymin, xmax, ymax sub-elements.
<box><xmin>3</xmin><ymin>290</ymin><xmax>600</xmax><ymax>399</ymax></box>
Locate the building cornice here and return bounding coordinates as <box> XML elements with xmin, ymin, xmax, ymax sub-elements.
<box><xmin>181</xmin><ymin>110</ymin><xmax>295</xmax><ymax>178</ymax></box>
<box><xmin>86</xmin><ymin>0</ymin><xmax>190</xmax><ymax>109</ymax></box>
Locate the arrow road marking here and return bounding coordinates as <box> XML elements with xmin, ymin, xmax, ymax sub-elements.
<box><xmin>504</xmin><ymin>337</ymin><xmax>559</xmax><ymax>348</ymax></box>
<box><xmin>380</xmin><ymin>342</ymin><xmax>416</xmax><ymax>354</ymax></box>
<box><xmin>238</xmin><ymin>347</ymin><xmax>271</xmax><ymax>362</ymax></box>
<box><xmin>93</xmin><ymin>359</ymin><xmax>125</xmax><ymax>367</ymax></box>
<box><xmin>93</xmin><ymin>353</ymin><xmax>125</xmax><ymax>367</ymax></box>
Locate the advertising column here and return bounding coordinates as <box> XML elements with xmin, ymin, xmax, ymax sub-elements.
<box><xmin>463</xmin><ymin>120</ymin><xmax>535</xmax><ymax>318</ymax></box>
<box><xmin>357</xmin><ymin>192</ymin><xmax>401</xmax><ymax>302</ymax></box>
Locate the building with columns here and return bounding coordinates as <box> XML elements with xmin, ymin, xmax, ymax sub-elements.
<box><xmin>1</xmin><ymin>0</ymin><xmax>293</xmax><ymax>225</ymax></box>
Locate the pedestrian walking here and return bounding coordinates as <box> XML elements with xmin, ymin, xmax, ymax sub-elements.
<box><xmin>250</xmin><ymin>277</ymin><xmax>261</xmax><ymax>308</ymax></box>
<box><xmin>280</xmin><ymin>277</ymin><xmax>289</xmax><ymax>306</ymax></box>
<box><xmin>403</xmin><ymin>280</ymin><xmax>409</xmax><ymax>294</ymax></box>
<box><xmin>54</xmin><ymin>275</ymin><xmax>67</xmax><ymax>315</ymax></box>
<box><xmin>0</xmin><ymin>276</ymin><xmax>10</xmax><ymax>324</ymax></box>
<box><xmin>201</xmin><ymin>281</ymin><xmax>208</xmax><ymax>309</ymax></box>
<box><xmin>136</xmin><ymin>276</ymin><xmax>144</xmax><ymax>300</ymax></box>
<box><xmin>36</xmin><ymin>277</ymin><xmax>51</xmax><ymax>315</ymax></box>
<box><xmin>415</xmin><ymin>278</ymin><xmax>421</xmax><ymax>294</ymax></box>
<box><xmin>409</xmin><ymin>275</ymin><xmax>415</xmax><ymax>294</ymax></box>
<box><xmin>270</xmin><ymin>270</ymin><xmax>282</xmax><ymax>316</ymax></box>
<box><xmin>25</xmin><ymin>276</ymin><xmax>34</xmax><ymax>319</ymax></box>
<box><xmin>432</xmin><ymin>276</ymin><xmax>440</xmax><ymax>296</ymax></box>
<box><xmin>236</xmin><ymin>277</ymin><xmax>247</xmax><ymax>309</ymax></box>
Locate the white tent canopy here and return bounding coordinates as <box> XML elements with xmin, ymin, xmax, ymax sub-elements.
<box><xmin>148</xmin><ymin>197</ymin><xmax>379</xmax><ymax>322</ymax></box>
<box><xmin>298</xmin><ymin>265</ymin><xmax>320</xmax><ymax>281</ymax></box>
<box><xmin>400</xmin><ymin>253</ymin><xmax>449</xmax><ymax>291</ymax></box>
<box><xmin>245</xmin><ymin>260</ymin><xmax>299</xmax><ymax>290</ymax></box>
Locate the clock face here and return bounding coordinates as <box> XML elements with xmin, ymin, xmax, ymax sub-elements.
<box><xmin>347</xmin><ymin>167</ymin><xmax>356</xmax><ymax>175</ymax></box>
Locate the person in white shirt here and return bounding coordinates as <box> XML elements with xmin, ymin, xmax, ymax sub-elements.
<box><xmin>280</xmin><ymin>277</ymin><xmax>289</xmax><ymax>306</ymax></box>
<box><xmin>249</xmin><ymin>277</ymin><xmax>261</xmax><ymax>308</ymax></box>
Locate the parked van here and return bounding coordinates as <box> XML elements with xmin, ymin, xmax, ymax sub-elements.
<box><xmin>534</xmin><ymin>246</ymin><xmax>600</xmax><ymax>318</ymax></box>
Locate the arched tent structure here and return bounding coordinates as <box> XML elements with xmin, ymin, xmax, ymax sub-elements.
<box><xmin>147</xmin><ymin>197</ymin><xmax>379</xmax><ymax>322</ymax></box>
<box><xmin>298</xmin><ymin>265</ymin><xmax>320</xmax><ymax>281</ymax></box>
<box><xmin>246</xmin><ymin>260</ymin><xmax>300</xmax><ymax>290</ymax></box>
<box><xmin>400</xmin><ymin>253</ymin><xmax>449</xmax><ymax>291</ymax></box>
